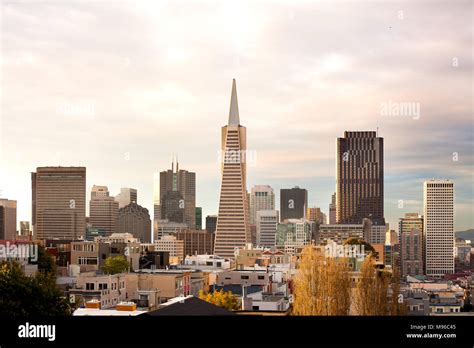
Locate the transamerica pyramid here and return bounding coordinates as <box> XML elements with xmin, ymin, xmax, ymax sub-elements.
<box><xmin>213</xmin><ymin>79</ymin><xmax>251</xmax><ymax>258</ymax></box>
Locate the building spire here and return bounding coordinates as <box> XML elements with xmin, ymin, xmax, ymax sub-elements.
<box><xmin>228</xmin><ymin>78</ymin><xmax>240</xmax><ymax>126</ymax></box>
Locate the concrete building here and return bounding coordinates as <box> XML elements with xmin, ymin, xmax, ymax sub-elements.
<box><xmin>115</xmin><ymin>188</ymin><xmax>137</xmax><ymax>208</ymax></box>
<box><xmin>306</xmin><ymin>207</ymin><xmax>326</xmax><ymax>225</ymax></box>
<box><xmin>69</xmin><ymin>272</ymin><xmax>127</xmax><ymax>309</ymax></box>
<box><xmin>19</xmin><ymin>221</ymin><xmax>31</xmax><ymax>238</ymax></box>
<box><xmin>117</xmin><ymin>202</ymin><xmax>151</xmax><ymax>243</ymax></box>
<box><xmin>316</xmin><ymin>221</ymin><xmax>371</xmax><ymax>245</ymax></box>
<box><xmin>32</xmin><ymin>167</ymin><xmax>86</xmax><ymax>240</ymax></box>
<box><xmin>154</xmin><ymin>219</ymin><xmax>188</xmax><ymax>241</ymax></box>
<box><xmin>71</xmin><ymin>234</ymin><xmax>140</xmax><ymax>271</ymax></box>
<box><xmin>276</xmin><ymin>219</ymin><xmax>314</xmax><ymax>255</ymax></box>
<box><xmin>182</xmin><ymin>254</ymin><xmax>232</xmax><ymax>270</ymax></box>
<box><xmin>256</xmin><ymin>210</ymin><xmax>279</xmax><ymax>247</ymax></box>
<box><xmin>368</xmin><ymin>218</ymin><xmax>388</xmax><ymax>245</ymax></box>
<box><xmin>0</xmin><ymin>199</ymin><xmax>17</xmax><ymax>240</ymax></box>
<box><xmin>399</xmin><ymin>213</ymin><xmax>424</xmax><ymax>277</ymax></box>
<box><xmin>89</xmin><ymin>185</ymin><xmax>118</xmax><ymax>236</ymax></box>
<box><xmin>280</xmin><ymin>187</ymin><xmax>307</xmax><ymax>221</ymax></box>
<box><xmin>336</xmin><ymin>131</ymin><xmax>384</xmax><ymax>224</ymax></box>
<box><xmin>205</xmin><ymin>215</ymin><xmax>217</xmax><ymax>234</ymax></box>
<box><xmin>175</xmin><ymin>229</ymin><xmax>214</xmax><ymax>256</ymax></box>
<box><xmin>214</xmin><ymin>79</ymin><xmax>251</xmax><ymax>257</ymax></box>
<box><xmin>126</xmin><ymin>269</ymin><xmax>192</xmax><ymax>302</ymax></box>
<box><xmin>154</xmin><ymin>235</ymin><xmax>185</xmax><ymax>262</ymax></box>
<box><xmin>423</xmin><ymin>180</ymin><xmax>454</xmax><ymax>278</ymax></box>
<box><xmin>249</xmin><ymin>185</ymin><xmax>275</xmax><ymax>225</ymax></box>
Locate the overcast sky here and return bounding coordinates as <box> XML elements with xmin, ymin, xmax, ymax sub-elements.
<box><xmin>1</xmin><ymin>0</ymin><xmax>472</xmax><ymax>232</ymax></box>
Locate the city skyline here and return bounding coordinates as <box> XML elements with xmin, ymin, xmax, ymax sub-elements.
<box><xmin>0</xmin><ymin>1</ymin><xmax>472</xmax><ymax>232</ymax></box>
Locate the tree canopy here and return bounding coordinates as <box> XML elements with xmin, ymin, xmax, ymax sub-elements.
<box><xmin>199</xmin><ymin>289</ymin><xmax>240</xmax><ymax>311</ymax></box>
<box><xmin>102</xmin><ymin>255</ymin><xmax>131</xmax><ymax>274</ymax></box>
<box><xmin>0</xmin><ymin>260</ymin><xmax>75</xmax><ymax>316</ymax></box>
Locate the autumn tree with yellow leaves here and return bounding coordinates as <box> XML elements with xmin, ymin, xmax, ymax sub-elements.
<box><xmin>198</xmin><ymin>289</ymin><xmax>240</xmax><ymax>311</ymax></box>
<box><xmin>292</xmin><ymin>245</ymin><xmax>352</xmax><ymax>315</ymax></box>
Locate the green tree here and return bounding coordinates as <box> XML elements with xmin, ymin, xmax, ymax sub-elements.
<box><xmin>32</xmin><ymin>245</ymin><xmax>56</xmax><ymax>275</ymax></box>
<box><xmin>0</xmin><ymin>260</ymin><xmax>75</xmax><ymax>316</ymax></box>
<box><xmin>102</xmin><ymin>256</ymin><xmax>131</xmax><ymax>274</ymax></box>
<box><xmin>199</xmin><ymin>289</ymin><xmax>240</xmax><ymax>311</ymax></box>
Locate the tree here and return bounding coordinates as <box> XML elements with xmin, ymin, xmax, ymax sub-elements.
<box><xmin>344</xmin><ymin>237</ymin><xmax>377</xmax><ymax>257</ymax></box>
<box><xmin>102</xmin><ymin>256</ymin><xmax>131</xmax><ymax>274</ymax></box>
<box><xmin>198</xmin><ymin>289</ymin><xmax>240</xmax><ymax>311</ymax></box>
<box><xmin>0</xmin><ymin>260</ymin><xmax>75</xmax><ymax>316</ymax></box>
<box><xmin>32</xmin><ymin>245</ymin><xmax>56</xmax><ymax>276</ymax></box>
<box><xmin>354</xmin><ymin>256</ymin><xmax>405</xmax><ymax>315</ymax></box>
<box><xmin>292</xmin><ymin>245</ymin><xmax>352</xmax><ymax>315</ymax></box>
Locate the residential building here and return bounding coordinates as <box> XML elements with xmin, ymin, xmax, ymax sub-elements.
<box><xmin>306</xmin><ymin>207</ymin><xmax>326</xmax><ymax>225</ymax></box>
<box><xmin>32</xmin><ymin>167</ymin><xmax>86</xmax><ymax>240</ymax></box>
<box><xmin>276</xmin><ymin>219</ymin><xmax>314</xmax><ymax>255</ymax></box>
<box><xmin>316</xmin><ymin>220</ymin><xmax>371</xmax><ymax>245</ymax></box>
<box><xmin>329</xmin><ymin>192</ymin><xmax>336</xmax><ymax>224</ymax></box>
<box><xmin>154</xmin><ymin>235</ymin><xmax>185</xmax><ymax>262</ymax></box>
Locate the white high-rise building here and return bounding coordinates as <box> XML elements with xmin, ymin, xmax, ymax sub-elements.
<box><xmin>423</xmin><ymin>179</ymin><xmax>454</xmax><ymax>278</ymax></box>
<box><xmin>250</xmin><ymin>185</ymin><xmax>275</xmax><ymax>225</ymax></box>
<box><xmin>90</xmin><ymin>185</ymin><xmax>118</xmax><ymax>236</ymax></box>
<box><xmin>256</xmin><ymin>210</ymin><xmax>279</xmax><ymax>247</ymax></box>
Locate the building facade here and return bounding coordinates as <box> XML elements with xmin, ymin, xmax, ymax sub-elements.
<box><xmin>336</xmin><ymin>131</ymin><xmax>384</xmax><ymax>224</ymax></box>
<box><xmin>175</xmin><ymin>229</ymin><xmax>214</xmax><ymax>256</ymax></box>
<box><xmin>249</xmin><ymin>185</ymin><xmax>275</xmax><ymax>225</ymax></box>
<box><xmin>423</xmin><ymin>180</ymin><xmax>454</xmax><ymax>278</ymax></box>
<box><xmin>256</xmin><ymin>210</ymin><xmax>279</xmax><ymax>247</ymax></box>
<box><xmin>32</xmin><ymin>167</ymin><xmax>86</xmax><ymax>240</ymax></box>
<box><xmin>0</xmin><ymin>199</ymin><xmax>17</xmax><ymax>240</ymax></box>
<box><xmin>214</xmin><ymin>79</ymin><xmax>251</xmax><ymax>257</ymax></box>
<box><xmin>89</xmin><ymin>185</ymin><xmax>118</xmax><ymax>236</ymax></box>
<box><xmin>117</xmin><ymin>203</ymin><xmax>152</xmax><ymax>243</ymax></box>
<box><xmin>280</xmin><ymin>187</ymin><xmax>307</xmax><ymax>221</ymax></box>
<box><xmin>115</xmin><ymin>188</ymin><xmax>137</xmax><ymax>209</ymax></box>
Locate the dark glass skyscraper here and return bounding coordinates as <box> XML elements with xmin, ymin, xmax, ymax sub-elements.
<box><xmin>336</xmin><ymin>131</ymin><xmax>384</xmax><ymax>224</ymax></box>
<box><xmin>159</xmin><ymin>161</ymin><xmax>196</xmax><ymax>228</ymax></box>
<box><xmin>280</xmin><ymin>187</ymin><xmax>308</xmax><ymax>221</ymax></box>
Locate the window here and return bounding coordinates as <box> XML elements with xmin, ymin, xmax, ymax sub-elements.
<box><xmin>241</xmin><ymin>275</ymin><xmax>249</xmax><ymax>280</ymax></box>
<box><xmin>258</xmin><ymin>276</ymin><xmax>265</xmax><ymax>280</ymax></box>
<box><xmin>86</xmin><ymin>283</ymin><xmax>94</xmax><ymax>290</ymax></box>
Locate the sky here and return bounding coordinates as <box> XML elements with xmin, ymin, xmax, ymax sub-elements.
<box><xmin>0</xmin><ymin>0</ymin><xmax>472</xmax><ymax>232</ymax></box>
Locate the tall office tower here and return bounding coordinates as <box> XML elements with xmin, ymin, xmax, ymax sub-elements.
<box><xmin>89</xmin><ymin>185</ymin><xmax>119</xmax><ymax>236</ymax></box>
<box><xmin>329</xmin><ymin>192</ymin><xmax>336</xmax><ymax>224</ymax></box>
<box><xmin>117</xmin><ymin>202</ymin><xmax>151</xmax><ymax>243</ymax></box>
<box><xmin>256</xmin><ymin>210</ymin><xmax>279</xmax><ymax>247</ymax></box>
<box><xmin>214</xmin><ymin>79</ymin><xmax>251</xmax><ymax>257</ymax></box>
<box><xmin>159</xmin><ymin>160</ymin><xmax>196</xmax><ymax>228</ymax></box>
<box><xmin>0</xmin><ymin>199</ymin><xmax>17</xmax><ymax>240</ymax></box>
<box><xmin>205</xmin><ymin>215</ymin><xmax>217</xmax><ymax>234</ymax></box>
<box><xmin>336</xmin><ymin>131</ymin><xmax>384</xmax><ymax>224</ymax></box>
<box><xmin>249</xmin><ymin>185</ymin><xmax>275</xmax><ymax>225</ymax></box>
<box><xmin>19</xmin><ymin>221</ymin><xmax>31</xmax><ymax>238</ymax></box>
<box><xmin>399</xmin><ymin>213</ymin><xmax>424</xmax><ymax>277</ymax></box>
<box><xmin>424</xmin><ymin>180</ymin><xmax>454</xmax><ymax>278</ymax></box>
<box><xmin>307</xmin><ymin>207</ymin><xmax>326</xmax><ymax>225</ymax></box>
<box><xmin>32</xmin><ymin>167</ymin><xmax>86</xmax><ymax>240</ymax></box>
<box><xmin>115</xmin><ymin>188</ymin><xmax>137</xmax><ymax>208</ymax></box>
<box><xmin>195</xmin><ymin>207</ymin><xmax>202</xmax><ymax>230</ymax></box>
<box><xmin>280</xmin><ymin>187</ymin><xmax>308</xmax><ymax>221</ymax></box>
